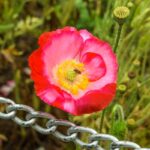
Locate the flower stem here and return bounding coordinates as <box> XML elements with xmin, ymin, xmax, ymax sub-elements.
<box><xmin>99</xmin><ymin>109</ymin><xmax>106</xmax><ymax>132</ymax></box>
<box><xmin>112</xmin><ymin>104</ymin><xmax>124</xmax><ymax>121</ymax></box>
<box><xmin>113</xmin><ymin>24</ymin><xmax>123</xmax><ymax>53</ymax></box>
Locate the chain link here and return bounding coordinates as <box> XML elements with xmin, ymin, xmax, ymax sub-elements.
<box><xmin>0</xmin><ymin>97</ymin><xmax>149</xmax><ymax>150</ymax></box>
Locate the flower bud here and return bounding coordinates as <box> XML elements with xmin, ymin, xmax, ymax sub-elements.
<box><xmin>128</xmin><ymin>71</ymin><xmax>136</xmax><ymax>79</ymax></box>
<box><xmin>113</xmin><ymin>6</ymin><xmax>130</xmax><ymax>25</ymax></box>
<box><xmin>118</xmin><ymin>84</ymin><xmax>127</xmax><ymax>92</ymax></box>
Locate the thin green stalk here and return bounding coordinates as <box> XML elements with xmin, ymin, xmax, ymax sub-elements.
<box><xmin>113</xmin><ymin>24</ymin><xmax>123</xmax><ymax>53</ymax></box>
<box><xmin>99</xmin><ymin>109</ymin><xmax>106</xmax><ymax>132</ymax></box>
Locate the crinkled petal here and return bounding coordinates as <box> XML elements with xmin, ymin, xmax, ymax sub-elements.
<box><xmin>75</xmin><ymin>83</ymin><xmax>116</xmax><ymax>115</ymax></box>
<box><xmin>38</xmin><ymin>84</ymin><xmax>77</xmax><ymax>115</ymax></box>
<box><xmin>37</xmin><ymin>83</ymin><xmax>116</xmax><ymax>116</ymax></box>
<box><xmin>80</xmin><ymin>52</ymin><xmax>106</xmax><ymax>81</ymax></box>
<box><xmin>42</xmin><ymin>27</ymin><xmax>83</xmax><ymax>81</ymax></box>
<box><xmin>38</xmin><ymin>27</ymin><xmax>77</xmax><ymax>48</ymax></box>
<box><xmin>80</xmin><ymin>38</ymin><xmax>118</xmax><ymax>90</ymax></box>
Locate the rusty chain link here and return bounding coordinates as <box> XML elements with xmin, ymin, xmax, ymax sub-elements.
<box><xmin>0</xmin><ymin>97</ymin><xmax>149</xmax><ymax>150</ymax></box>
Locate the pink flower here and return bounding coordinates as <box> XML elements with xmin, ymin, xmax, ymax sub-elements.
<box><xmin>28</xmin><ymin>27</ymin><xmax>118</xmax><ymax>115</ymax></box>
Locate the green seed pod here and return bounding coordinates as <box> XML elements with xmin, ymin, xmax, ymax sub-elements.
<box><xmin>113</xmin><ymin>6</ymin><xmax>130</xmax><ymax>25</ymax></box>
<box><xmin>118</xmin><ymin>84</ymin><xmax>127</xmax><ymax>92</ymax></box>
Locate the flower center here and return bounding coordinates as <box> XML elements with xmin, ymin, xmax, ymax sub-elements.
<box><xmin>66</xmin><ymin>69</ymin><xmax>79</xmax><ymax>82</ymax></box>
<box><xmin>55</xmin><ymin>60</ymin><xmax>89</xmax><ymax>95</ymax></box>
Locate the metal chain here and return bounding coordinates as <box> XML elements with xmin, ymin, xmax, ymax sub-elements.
<box><xmin>0</xmin><ymin>97</ymin><xmax>149</xmax><ymax>150</ymax></box>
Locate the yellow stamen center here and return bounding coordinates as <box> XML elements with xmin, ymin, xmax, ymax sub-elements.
<box><xmin>55</xmin><ymin>60</ymin><xmax>89</xmax><ymax>95</ymax></box>
<box><xmin>66</xmin><ymin>69</ymin><xmax>78</xmax><ymax>82</ymax></box>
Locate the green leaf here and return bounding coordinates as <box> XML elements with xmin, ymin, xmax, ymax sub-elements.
<box><xmin>0</xmin><ymin>23</ymin><xmax>14</xmax><ymax>33</ymax></box>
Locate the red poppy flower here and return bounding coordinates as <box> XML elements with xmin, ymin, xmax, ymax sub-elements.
<box><xmin>28</xmin><ymin>27</ymin><xmax>118</xmax><ymax>115</ymax></box>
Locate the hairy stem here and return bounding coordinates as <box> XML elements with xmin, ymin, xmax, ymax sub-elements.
<box><xmin>114</xmin><ymin>24</ymin><xmax>123</xmax><ymax>53</ymax></box>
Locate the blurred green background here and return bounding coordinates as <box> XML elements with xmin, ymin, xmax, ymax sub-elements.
<box><xmin>0</xmin><ymin>0</ymin><xmax>150</xmax><ymax>149</ymax></box>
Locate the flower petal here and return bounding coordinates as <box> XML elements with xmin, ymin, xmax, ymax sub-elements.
<box><xmin>38</xmin><ymin>32</ymin><xmax>54</xmax><ymax>48</ymax></box>
<box><xmin>37</xmin><ymin>83</ymin><xmax>116</xmax><ymax>116</ymax></box>
<box><xmin>28</xmin><ymin>49</ymin><xmax>50</xmax><ymax>93</ymax></box>
<box><xmin>79</xmin><ymin>29</ymin><xmax>93</xmax><ymax>41</ymax></box>
<box><xmin>80</xmin><ymin>38</ymin><xmax>118</xmax><ymax>90</ymax></box>
<box><xmin>38</xmin><ymin>84</ymin><xmax>77</xmax><ymax>115</ymax></box>
<box><xmin>80</xmin><ymin>52</ymin><xmax>106</xmax><ymax>81</ymax></box>
<box><xmin>38</xmin><ymin>27</ymin><xmax>77</xmax><ymax>48</ymax></box>
<box><xmin>29</xmin><ymin>50</ymin><xmax>78</xmax><ymax>115</ymax></box>
<box><xmin>75</xmin><ymin>83</ymin><xmax>116</xmax><ymax>115</ymax></box>
<box><xmin>42</xmin><ymin>27</ymin><xmax>83</xmax><ymax>80</ymax></box>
